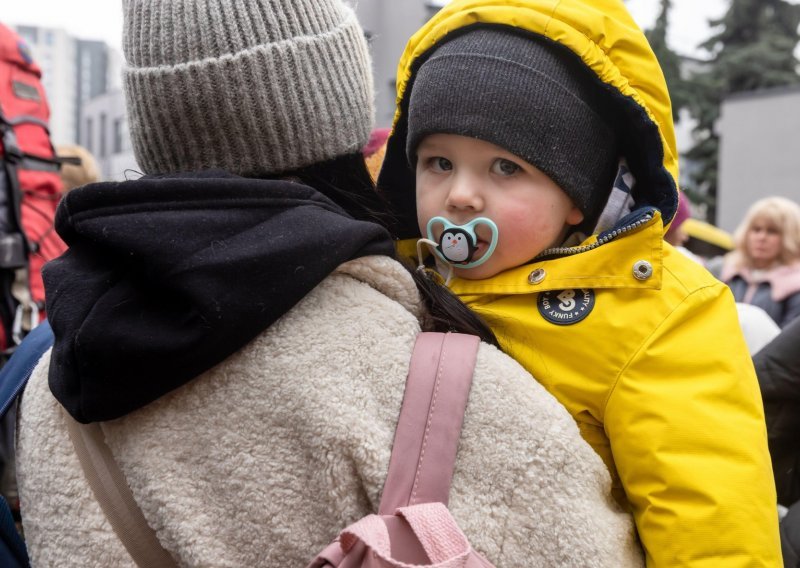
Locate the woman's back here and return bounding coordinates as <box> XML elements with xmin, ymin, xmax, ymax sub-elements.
<box><xmin>16</xmin><ymin>0</ymin><xmax>640</xmax><ymax>564</ymax></box>
<box><xmin>18</xmin><ymin>255</ymin><xmax>641</xmax><ymax>566</ymax></box>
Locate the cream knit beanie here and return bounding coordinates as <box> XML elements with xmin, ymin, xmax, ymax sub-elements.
<box><xmin>122</xmin><ymin>0</ymin><xmax>375</xmax><ymax>176</ymax></box>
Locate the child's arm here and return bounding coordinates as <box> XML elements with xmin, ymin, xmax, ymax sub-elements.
<box><xmin>605</xmin><ymin>283</ymin><xmax>781</xmax><ymax>567</ymax></box>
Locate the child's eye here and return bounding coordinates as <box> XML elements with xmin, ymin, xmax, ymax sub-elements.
<box><xmin>492</xmin><ymin>158</ymin><xmax>521</xmax><ymax>176</ymax></box>
<box><xmin>428</xmin><ymin>157</ymin><xmax>453</xmax><ymax>172</ymax></box>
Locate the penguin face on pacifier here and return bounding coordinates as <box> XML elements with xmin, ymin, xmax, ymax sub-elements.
<box><xmin>426</xmin><ymin>216</ymin><xmax>499</xmax><ymax>269</ymax></box>
<box><xmin>439</xmin><ymin>228</ymin><xmax>474</xmax><ymax>263</ymax></box>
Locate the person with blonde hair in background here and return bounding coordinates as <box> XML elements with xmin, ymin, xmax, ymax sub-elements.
<box><xmin>722</xmin><ymin>196</ymin><xmax>800</xmax><ymax>328</ymax></box>
<box><xmin>674</xmin><ymin>195</ymin><xmax>783</xmax><ymax>353</ymax></box>
<box><xmin>54</xmin><ymin>144</ymin><xmax>100</xmax><ymax>193</ymax></box>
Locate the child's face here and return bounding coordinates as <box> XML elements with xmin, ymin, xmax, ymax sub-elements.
<box><xmin>416</xmin><ymin>134</ymin><xmax>584</xmax><ymax>280</ymax></box>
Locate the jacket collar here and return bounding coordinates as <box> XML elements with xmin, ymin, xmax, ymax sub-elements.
<box><xmin>448</xmin><ymin>212</ymin><xmax>664</xmax><ymax>296</ymax></box>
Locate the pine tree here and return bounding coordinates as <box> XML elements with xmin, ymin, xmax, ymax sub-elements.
<box><xmin>685</xmin><ymin>0</ymin><xmax>800</xmax><ymax>222</ymax></box>
<box><xmin>645</xmin><ymin>0</ymin><xmax>689</xmax><ymax>123</ymax></box>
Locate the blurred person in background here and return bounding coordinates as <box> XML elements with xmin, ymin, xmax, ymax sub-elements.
<box><xmin>752</xmin><ymin>316</ymin><xmax>800</xmax><ymax>566</ymax></box>
<box><xmin>754</xmin><ymin>315</ymin><xmax>800</xmax><ymax>508</ymax></box>
<box><xmin>721</xmin><ymin>196</ymin><xmax>800</xmax><ymax>328</ymax></box>
<box><xmin>363</xmin><ymin>127</ymin><xmax>390</xmax><ymax>182</ymax></box>
<box><xmin>55</xmin><ymin>144</ymin><xmax>100</xmax><ymax>192</ymax></box>
<box><xmin>665</xmin><ymin>192</ymin><xmax>702</xmax><ymax>264</ymax></box>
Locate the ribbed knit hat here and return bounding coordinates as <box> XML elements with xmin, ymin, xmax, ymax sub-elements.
<box><xmin>407</xmin><ymin>28</ymin><xmax>619</xmax><ymax>226</ymax></box>
<box><xmin>122</xmin><ymin>0</ymin><xmax>375</xmax><ymax>176</ymax></box>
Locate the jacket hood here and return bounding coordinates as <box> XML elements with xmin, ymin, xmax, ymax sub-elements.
<box><xmin>43</xmin><ymin>170</ymin><xmax>395</xmax><ymax>423</ymax></box>
<box><xmin>377</xmin><ymin>0</ymin><xmax>679</xmax><ymax>240</ymax></box>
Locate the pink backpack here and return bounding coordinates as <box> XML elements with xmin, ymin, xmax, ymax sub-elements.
<box><xmin>308</xmin><ymin>332</ymin><xmax>495</xmax><ymax>568</ymax></box>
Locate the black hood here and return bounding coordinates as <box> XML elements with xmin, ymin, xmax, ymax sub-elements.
<box><xmin>44</xmin><ymin>170</ymin><xmax>395</xmax><ymax>423</ymax></box>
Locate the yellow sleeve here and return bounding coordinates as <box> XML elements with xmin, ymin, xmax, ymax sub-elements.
<box><xmin>605</xmin><ymin>283</ymin><xmax>782</xmax><ymax>567</ymax></box>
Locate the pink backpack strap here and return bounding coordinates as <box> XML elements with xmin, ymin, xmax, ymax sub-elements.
<box><xmin>378</xmin><ymin>332</ymin><xmax>480</xmax><ymax>515</ymax></box>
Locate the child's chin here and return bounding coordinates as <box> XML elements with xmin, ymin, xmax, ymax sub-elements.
<box><xmin>453</xmin><ymin>263</ymin><xmax>501</xmax><ymax>280</ymax></box>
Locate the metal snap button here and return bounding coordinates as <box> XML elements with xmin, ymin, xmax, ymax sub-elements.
<box><xmin>633</xmin><ymin>260</ymin><xmax>653</xmax><ymax>281</ymax></box>
<box><xmin>528</xmin><ymin>268</ymin><xmax>546</xmax><ymax>284</ymax></box>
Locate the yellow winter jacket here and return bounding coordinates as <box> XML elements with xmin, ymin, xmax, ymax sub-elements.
<box><xmin>377</xmin><ymin>1</ymin><xmax>781</xmax><ymax>566</ymax></box>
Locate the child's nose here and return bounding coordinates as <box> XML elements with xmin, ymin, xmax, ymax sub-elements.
<box><xmin>445</xmin><ymin>178</ymin><xmax>483</xmax><ymax>211</ymax></box>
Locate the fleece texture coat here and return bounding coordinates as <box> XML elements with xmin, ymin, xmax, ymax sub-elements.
<box><xmin>376</xmin><ymin>1</ymin><xmax>781</xmax><ymax>565</ymax></box>
<box><xmin>16</xmin><ymin>173</ymin><xmax>641</xmax><ymax>567</ymax></box>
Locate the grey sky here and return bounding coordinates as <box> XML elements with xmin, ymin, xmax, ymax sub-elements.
<box><xmin>2</xmin><ymin>1</ymin><xmax>798</xmax><ymax>59</ymax></box>
<box><xmin>3</xmin><ymin>1</ymin><xmax>124</xmax><ymax>51</ymax></box>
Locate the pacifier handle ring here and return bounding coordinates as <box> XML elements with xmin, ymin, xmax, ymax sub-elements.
<box><xmin>415</xmin><ymin>237</ymin><xmax>454</xmax><ymax>285</ymax></box>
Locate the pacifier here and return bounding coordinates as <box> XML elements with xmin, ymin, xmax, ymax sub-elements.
<box><xmin>424</xmin><ymin>216</ymin><xmax>499</xmax><ymax>269</ymax></box>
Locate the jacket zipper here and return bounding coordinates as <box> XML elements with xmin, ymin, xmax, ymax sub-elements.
<box><xmin>535</xmin><ymin>213</ymin><xmax>654</xmax><ymax>260</ymax></box>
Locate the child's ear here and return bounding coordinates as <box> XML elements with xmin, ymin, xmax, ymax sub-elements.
<box><xmin>566</xmin><ymin>206</ymin><xmax>584</xmax><ymax>226</ymax></box>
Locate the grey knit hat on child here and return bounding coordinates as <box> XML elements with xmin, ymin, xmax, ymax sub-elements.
<box><xmin>122</xmin><ymin>0</ymin><xmax>375</xmax><ymax>176</ymax></box>
<box><xmin>407</xmin><ymin>28</ymin><xmax>619</xmax><ymax>227</ymax></box>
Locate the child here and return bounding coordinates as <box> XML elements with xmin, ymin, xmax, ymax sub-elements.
<box><xmin>377</xmin><ymin>0</ymin><xmax>781</xmax><ymax>565</ymax></box>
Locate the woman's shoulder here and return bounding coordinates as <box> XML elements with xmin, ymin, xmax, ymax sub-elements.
<box><xmin>332</xmin><ymin>255</ymin><xmax>425</xmax><ymax>321</ymax></box>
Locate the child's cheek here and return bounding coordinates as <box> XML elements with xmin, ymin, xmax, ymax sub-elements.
<box><xmin>416</xmin><ymin>193</ymin><xmax>435</xmax><ymax>235</ymax></box>
<box><xmin>496</xmin><ymin>207</ymin><xmax>533</xmax><ymax>235</ymax></box>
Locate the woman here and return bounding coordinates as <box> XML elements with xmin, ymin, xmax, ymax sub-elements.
<box><xmin>14</xmin><ymin>0</ymin><xmax>639</xmax><ymax>566</ymax></box>
<box><xmin>722</xmin><ymin>196</ymin><xmax>800</xmax><ymax>328</ymax></box>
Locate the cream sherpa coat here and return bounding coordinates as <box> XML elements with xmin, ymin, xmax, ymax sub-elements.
<box><xmin>17</xmin><ymin>256</ymin><xmax>641</xmax><ymax>567</ymax></box>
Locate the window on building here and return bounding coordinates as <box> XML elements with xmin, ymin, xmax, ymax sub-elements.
<box><xmin>99</xmin><ymin>113</ymin><xmax>107</xmax><ymax>158</ymax></box>
<box><xmin>44</xmin><ymin>31</ymin><xmax>54</xmax><ymax>46</ymax></box>
<box><xmin>85</xmin><ymin>117</ymin><xmax>93</xmax><ymax>153</ymax></box>
<box><xmin>113</xmin><ymin>118</ymin><xmax>123</xmax><ymax>154</ymax></box>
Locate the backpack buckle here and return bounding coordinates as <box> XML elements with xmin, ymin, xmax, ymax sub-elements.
<box><xmin>12</xmin><ymin>301</ymin><xmax>39</xmax><ymax>346</ymax></box>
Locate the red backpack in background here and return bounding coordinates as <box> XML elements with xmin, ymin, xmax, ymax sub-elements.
<box><xmin>0</xmin><ymin>22</ymin><xmax>68</xmax><ymax>357</ymax></box>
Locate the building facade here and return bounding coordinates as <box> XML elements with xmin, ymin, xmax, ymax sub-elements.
<box><xmin>717</xmin><ymin>85</ymin><xmax>800</xmax><ymax>232</ymax></box>
<box><xmin>81</xmin><ymin>89</ymin><xmax>138</xmax><ymax>182</ymax></box>
<box><xmin>15</xmin><ymin>26</ymin><xmax>77</xmax><ymax>145</ymax></box>
<box><xmin>347</xmin><ymin>0</ymin><xmax>443</xmax><ymax>127</ymax></box>
<box><xmin>14</xmin><ymin>25</ymin><xmax>131</xmax><ymax>180</ymax></box>
<box><xmin>14</xmin><ymin>25</ymin><xmax>118</xmax><ymax>147</ymax></box>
